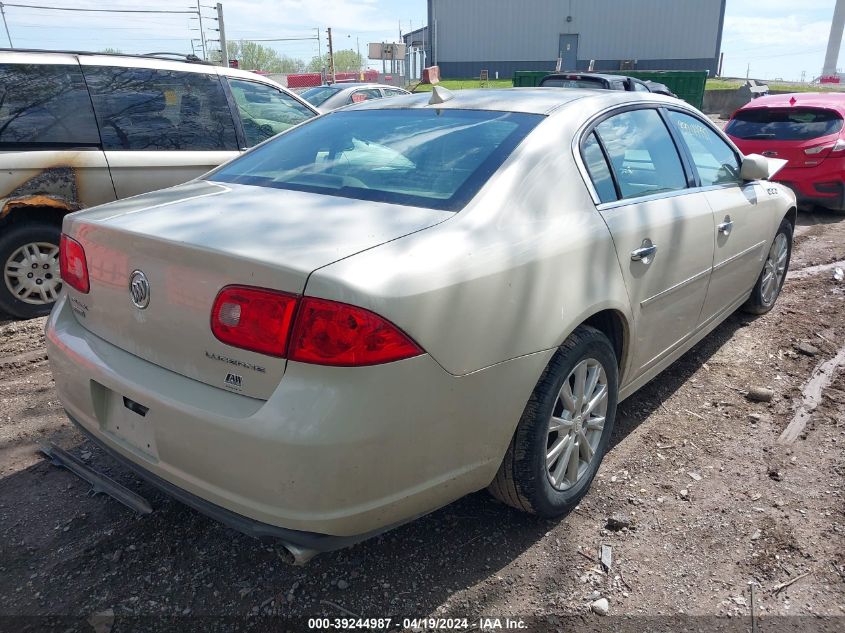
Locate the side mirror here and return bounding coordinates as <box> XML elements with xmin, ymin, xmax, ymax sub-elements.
<box><xmin>740</xmin><ymin>154</ymin><xmax>770</xmax><ymax>181</ymax></box>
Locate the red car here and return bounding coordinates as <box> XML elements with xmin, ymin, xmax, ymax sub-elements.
<box><xmin>725</xmin><ymin>93</ymin><xmax>845</xmax><ymax>213</ymax></box>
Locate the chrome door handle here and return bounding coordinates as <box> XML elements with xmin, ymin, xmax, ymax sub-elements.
<box><xmin>631</xmin><ymin>244</ymin><xmax>658</xmax><ymax>262</ymax></box>
<box><xmin>718</xmin><ymin>219</ymin><xmax>733</xmax><ymax>235</ymax></box>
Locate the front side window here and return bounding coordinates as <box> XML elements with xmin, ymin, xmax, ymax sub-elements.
<box><xmin>595</xmin><ymin>109</ymin><xmax>687</xmax><ymax>199</ymax></box>
<box><xmin>726</xmin><ymin>107</ymin><xmax>843</xmax><ymax>141</ymax></box>
<box><xmin>0</xmin><ymin>63</ymin><xmax>99</xmax><ymax>148</ymax></box>
<box><xmin>581</xmin><ymin>132</ymin><xmax>617</xmax><ymax>203</ymax></box>
<box><xmin>84</xmin><ymin>66</ymin><xmax>238</xmax><ymax>151</ymax></box>
<box><xmin>228</xmin><ymin>79</ymin><xmax>314</xmax><ymax>147</ymax></box>
<box><xmin>209</xmin><ymin>109</ymin><xmax>542</xmax><ymax>211</ymax></box>
<box><xmin>668</xmin><ymin>111</ymin><xmax>741</xmax><ymax>187</ymax></box>
<box><xmin>348</xmin><ymin>89</ymin><xmax>382</xmax><ymax>104</ymax></box>
<box><xmin>632</xmin><ymin>81</ymin><xmax>650</xmax><ymax>93</ymax></box>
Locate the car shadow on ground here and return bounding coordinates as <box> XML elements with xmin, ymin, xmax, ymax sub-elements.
<box><xmin>0</xmin><ymin>310</ymin><xmax>753</xmax><ymax>621</ymax></box>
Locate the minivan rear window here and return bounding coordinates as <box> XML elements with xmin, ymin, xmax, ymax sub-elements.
<box><xmin>0</xmin><ymin>63</ymin><xmax>100</xmax><ymax>148</ymax></box>
<box><xmin>208</xmin><ymin>109</ymin><xmax>542</xmax><ymax>211</ymax></box>
<box><xmin>726</xmin><ymin>107</ymin><xmax>844</xmax><ymax>141</ymax></box>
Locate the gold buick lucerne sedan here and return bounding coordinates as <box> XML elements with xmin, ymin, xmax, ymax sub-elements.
<box><xmin>47</xmin><ymin>87</ymin><xmax>796</xmax><ymax>561</ymax></box>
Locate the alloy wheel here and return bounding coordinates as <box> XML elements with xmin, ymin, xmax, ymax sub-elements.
<box><xmin>761</xmin><ymin>232</ymin><xmax>788</xmax><ymax>306</ymax></box>
<box><xmin>546</xmin><ymin>357</ymin><xmax>608</xmax><ymax>490</ymax></box>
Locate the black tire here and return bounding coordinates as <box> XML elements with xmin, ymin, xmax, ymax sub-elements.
<box><xmin>489</xmin><ymin>325</ymin><xmax>619</xmax><ymax>518</ymax></box>
<box><xmin>0</xmin><ymin>221</ymin><xmax>62</xmax><ymax>319</ymax></box>
<box><xmin>742</xmin><ymin>218</ymin><xmax>793</xmax><ymax>316</ymax></box>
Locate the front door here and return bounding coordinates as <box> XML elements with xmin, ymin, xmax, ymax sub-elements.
<box><xmin>559</xmin><ymin>34</ymin><xmax>579</xmax><ymax>71</ymax></box>
<box><xmin>588</xmin><ymin>108</ymin><xmax>715</xmax><ymax>376</ymax></box>
<box><xmin>80</xmin><ymin>62</ymin><xmax>240</xmax><ymax>199</ymax></box>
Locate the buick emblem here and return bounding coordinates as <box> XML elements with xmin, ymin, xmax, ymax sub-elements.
<box><xmin>129</xmin><ymin>270</ymin><xmax>150</xmax><ymax>309</ymax></box>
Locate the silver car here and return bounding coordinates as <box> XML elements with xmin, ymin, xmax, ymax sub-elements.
<box><xmin>47</xmin><ymin>88</ymin><xmax>795</xmax><ymax>561</ymax></box>
<box><xmin>0</xmin><ymin>49</ymin><xmax>317</xmax><ymax>319</ymax></box>
<box><xmin>300</xmin><ymin>82</ymin><xmax>410</xmax><ymax>112</ymax></box>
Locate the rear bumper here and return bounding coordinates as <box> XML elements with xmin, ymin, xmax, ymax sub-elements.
<box><xmin>775</xmin><ymin>160</ymin><xmax>845</xmax><ymax>211</ymax></box>
<box><xmin>46</xmin><ymin>295</ymin><xmax>546</xmax><ymax>538</ymax></box>
<box><xmin>68</xmin><ymin>414</ymin><xmax>380</xmax><ymax>552</ymax></box>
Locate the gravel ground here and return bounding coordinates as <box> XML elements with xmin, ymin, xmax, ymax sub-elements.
<box><xmin>1</xmin><ymin>210</ymin><xmax>844</xmax><ymax>632</ymax></box>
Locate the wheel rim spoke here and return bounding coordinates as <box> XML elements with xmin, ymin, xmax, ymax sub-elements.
<box><xmin>3</xmin><ymin>241</ymin><xmax>61</xmax><ymax>306</ymax></box>
<box><xmin>546</xmin><ymin>357</ymin><xmax>609</xmax><ymax>491</ymax></box>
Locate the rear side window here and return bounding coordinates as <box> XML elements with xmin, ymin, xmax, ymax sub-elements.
<box><xmin>83</xmin><ymin>66</ymin><xmax>238</xmax><ymax>151</ymax></box>
<box><xmin>209</xmin><ymin>109</ymin><xmax>542</xmax><ymax>211</ymax></box>
<box><xmin>668</xmin><ymin>111</ymin><xmax>741</xmax><ymax>187</ymax></box>
<box><xmin>581</xmin><ymin>133</ymin><xmax>617</xmax><ymax>203</ymax></box>
<box><xmin>726</xmin><ymin>108</ymin><xmax>843</xmax><ymax>141</ymax></box>
<box><xmin>595</xmin><ymin>109</ymin><xmax>687</xmax><ymax>200</ymax></box>
<box><xmin>300</xmin><ymin>86</ymin><xmax>341</xmax><ymax>106</ymax></box>
<box><xmin>0</xmin><ymin>63</ymin><xmax>99</xmax><ymax>148</ymax></box>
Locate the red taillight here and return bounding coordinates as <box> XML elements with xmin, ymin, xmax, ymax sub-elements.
<box><xmin>210</xmin><ymin>286</ymin><xmax>298</xmax><ymax>357</ymax></box>
<box><xmin>210</xmin><ymin>287</ymin><xmax>423</xmax><ymax>366</ymax></box>
<box><xmin>59</xmin><ymin>234</ymin><xmax>89</xmax><ymax>294</ymax></box>
<box><xmin>289</xmin><ymin>297</ymin><xmax>423</xmax><ymax>366</ymax></box>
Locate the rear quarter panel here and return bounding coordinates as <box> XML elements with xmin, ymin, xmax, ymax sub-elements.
<box><xmin>305</xmin><ymin>111</ymin><xmax>632</xmax><ymax>378</ymax></box>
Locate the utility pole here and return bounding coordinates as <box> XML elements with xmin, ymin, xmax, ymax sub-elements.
<box><xmin>216</xmin><ymin>3</ymin><xmax>227</xmax><ymax>66</ymax></box>
<box><xmin>326</xmin><ymin>27</ymin><xmax>336</xmax><ymax>83</ymax></box>
<box><xmin>195</xmin><ymin>0</ymin><xmax>207</xmax><ymax>60</ymax></box>
<box><xmin>0</xmin><ymin>2</ymin><xmax>12</xmax><ymax>48</ymax></box>
<box><xmin>381</xmin><ymin>41</ymin><xmax>386</xmax><ymax>75</ymax></box>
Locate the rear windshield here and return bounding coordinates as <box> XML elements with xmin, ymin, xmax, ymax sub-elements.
<box><xmin>300</xmin><ymin>86</ymin><xmax>342</xmax><ymax>106</ymax></box>
<box><xmin>541</xmin><ymin>77</ymin><xmax>607</xmax><ymax>89</ymax></box>
<box><xmin>726</xmin><ymin>107</ymin><xmax>843</xmax><ymax>141</ymax></box>
<box><xmin>208</xmin><ymin>109</ymin><xmax>542</xmax><ymax>211</ymax></box>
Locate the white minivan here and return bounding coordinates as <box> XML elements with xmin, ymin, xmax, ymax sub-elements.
<box><xmin>0</xmin><ymin>49</ymin><xmax>317</xmax><ymax>318</ymax></box>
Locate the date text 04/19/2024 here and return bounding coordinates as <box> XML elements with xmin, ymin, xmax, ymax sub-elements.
<box><xmin>307</xmin><ymin>617</ymin><xmax>528</xmax><ymax>630</ymax></box>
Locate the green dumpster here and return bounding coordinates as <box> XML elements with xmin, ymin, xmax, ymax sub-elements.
<box><xmin>512</xmin><ymin>71</ymin><xmax>551</xmax><ymax>88</ymax></box>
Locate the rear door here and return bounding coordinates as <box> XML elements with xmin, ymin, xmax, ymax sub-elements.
<box><xmin>80</xmin><ymin>59</ymin><xmax>240</xmax><ymax>199</ymax></box>
<box><xmin>583</xmin><ymin>107</ymin><xmax>715</xmax><ymax>376</ymax></box>
<box><xmin>666</xmin><ymin>109</ymin><xmax>771</xmax><ymax>322</ymax></box>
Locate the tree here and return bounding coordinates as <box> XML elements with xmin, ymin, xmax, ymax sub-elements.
<box><xmin>226</xmin><ymin>41</ymin><xmax>304</xmax><ymax>73</ymax></box>
<box><xmin>99</xmin><ymin>48</ymin><xmax>123</xmax><ymax>54</ymax></box>
<box><xmin>306</xmin><ymin>49</ymin><xmax>364</xmax><ymax>73</ymax></box>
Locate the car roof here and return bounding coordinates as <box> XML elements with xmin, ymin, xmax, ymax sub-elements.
<box><xmin>341</xmin><ymin>87</ymin><xmax>679</xmax><ymax>115</ymax></box>
<box><xmin>542</xmin><ymin>72</ymin><xmax>629</xmax><ymax>82</ymax></box>
<box><xmin>315</xmin><ymin>83</ymin><xmax>401</xmax><ymax>90</ymax></box>
<box><xmin>736</xmin><ymin>92</ymin><xmax>845</xmax><ymax>114</ymax></box>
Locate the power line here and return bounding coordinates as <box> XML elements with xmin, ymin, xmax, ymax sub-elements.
<box><xmin>0</xmin><ymin>2</ymin><xmax>196</xmax><ymax>14</ymax></box>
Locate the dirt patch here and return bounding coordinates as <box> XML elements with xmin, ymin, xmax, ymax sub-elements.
<box><xmin>1</xmin><ymin>217</ymin><xmax>844</xmax><ymax>626</ymax></box>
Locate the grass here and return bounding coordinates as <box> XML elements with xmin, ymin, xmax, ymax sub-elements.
<box><xmin>410</xmin><ymin>78</ymin><xmax>515</xmax><ymax>92</ymax></box>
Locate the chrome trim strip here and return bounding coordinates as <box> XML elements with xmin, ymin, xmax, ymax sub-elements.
<box><xmin>713</xmin><ymin>240</ymin><xmax>766</xmax><ymax>272</ymax></box>
<box><xmin>640</xmin><ymin>268</ymin><xmax>711</xmax><ymax>309</ymax></box>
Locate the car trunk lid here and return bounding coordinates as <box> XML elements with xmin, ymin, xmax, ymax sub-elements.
<box><xmin>63</xmin><ymin>180</ymin><xmax>450</xmax><ymax>399</ymax></box>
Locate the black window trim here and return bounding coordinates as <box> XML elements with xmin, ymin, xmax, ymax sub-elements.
<box><xmin>576</xmin><ymin>103</ymin><xmax>696</xmax><ymax>209</ymax></box>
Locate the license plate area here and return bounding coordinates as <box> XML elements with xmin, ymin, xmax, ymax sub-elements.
<box><xmin>91</xmin><ymin>381</ymin><xmax>159</xmax><ymax>461</ymax></box>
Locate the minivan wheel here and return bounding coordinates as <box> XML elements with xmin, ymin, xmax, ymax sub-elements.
<box><xmin>489</xmin><ymin>325</ymin><xmax>619</xmax><ymax>518</ymax></box>
<box><xmin>0</xmin><ymin>221</ymin><xmax>62</xmax><ymax>319</ymax></box>
<box><xmin>742</xmin><ymin>218</ymin><xmax>793</xmax><ymax>316</ymax></box>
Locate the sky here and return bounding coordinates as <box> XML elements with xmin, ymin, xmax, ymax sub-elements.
<box><xmin>0</xmin><ymin>0</ymin><xmax>840</xmax><ymax>82</ymax></box>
